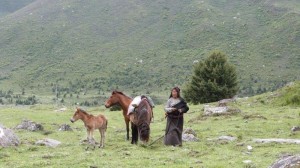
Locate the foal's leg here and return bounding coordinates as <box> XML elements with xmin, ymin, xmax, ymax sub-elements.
<box><xmin>86</xmin><ymin>128</ymin><xmax>89</xmax><ymax>141</ymax></box>
<box><xmin>99</xmin><ymin>128</ymin><xmax>105</xmax><ymax>148</ymax></box>
<box><xmin>90</xmin><ymin>129</ymin><xmax>95</xmax><ymax>143</ymax></box>
<box><xmin>82</xmin><ymin>129</ymin><xmax>90</xmax><ymax>143</ymax></box>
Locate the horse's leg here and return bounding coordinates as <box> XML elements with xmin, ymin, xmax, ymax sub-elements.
<box><xmin>87</xmin><ymin>129</ymin><xmax>94</xmax><ymax>144</ymax></box>
<box><xmin>131</xmin><ymin>122</ymin><xmax>138</xmax><ymax>144</ymax></box>
<box><xmin>90</xmin><ymin>129</ymin><xmax>95</xmax><ymax>143</ymax></box>
<box><xmin>125</xmin><ymin>118</ymin><xmax>130</xmax><ymax>140</ymax></box>
<box><xmin>99</xmin><ymin>128</ymin><xmax>105</xmax><ymax>148</ymax></box>
<box><xmin>84</xmin><ymin>129</ymin><xmax>90</xmax><ymax>143</ymax></box>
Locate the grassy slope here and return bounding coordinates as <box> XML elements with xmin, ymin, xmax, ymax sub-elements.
<box><xmin>0</xmin><ymin>0</ymin><xmax>36</xmax><ymax>16</ymax></box>
<box><xmin>0</xmin><ymin>0</ymin><xmax>299</xmax><ymax>96</ymax></box>
<box><xmin>1</xmin><ymin>84</ymin><xmax>300</xmax><ymax>167</ymax></box>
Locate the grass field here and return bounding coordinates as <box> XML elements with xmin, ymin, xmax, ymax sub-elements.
<box><xmin>1</xmin><ymin>91</ymin><xmax>300</xmax><ymax>168</ymax></box>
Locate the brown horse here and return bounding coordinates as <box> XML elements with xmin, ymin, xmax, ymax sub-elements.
<box><xmin>70</xmin><ymin>107</ymin><xmax>108</xmax><ymax>148</ymax></box>
<box><xmin>130</xmin><ymin>98</ymin><xmax>152</xmax><ymax>143</ymax></box>
<box><xmin>105</xmin><ymin>91</ymin><xmax>132</xmax><ymax>141</ymax></box>
<box><xmin>104</xmin><ymin>91</ymin><xmax>152</xmax><ymax>144</ymax></box>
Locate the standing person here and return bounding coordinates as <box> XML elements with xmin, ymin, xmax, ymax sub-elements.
<box><xmin>164</xmin><ymin>87</ymin><xmax>189</xmax><ymax>146</ymax></box>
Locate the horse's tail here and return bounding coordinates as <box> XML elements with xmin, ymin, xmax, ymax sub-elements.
<box><xmin>101</xmin><ymin>115</ymin><xmax>108</xmax><ymax>131</ymax></box>
<box><xmin>105</xmin><ymin>119</ymin><xmax>108</xmax><ymax>131</ymax></box>
<box><xmin>136</xmin><ymin>99</ymin><xmax>151</xmax><ymax>142</ymax></box>
<box><xmin>139</xmin><ymin>122</ymin><xmax>150</xmax><ymax>142</ymax></box>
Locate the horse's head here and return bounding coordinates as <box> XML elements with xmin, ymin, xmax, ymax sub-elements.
<box><xmin>70</xmin><ymin>107</ymin><xmax>81</xmax><ymax>123</ymax></box>
<box><xmin>104</xmin><ymin>91</ymin><xmax>121</xmax><ymax>108</ymax></box>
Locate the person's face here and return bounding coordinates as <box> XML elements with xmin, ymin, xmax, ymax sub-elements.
<box><xmin>171</xmin><ymin>89</ymin><xmax>178</xmax><ymax>98</ymax></box>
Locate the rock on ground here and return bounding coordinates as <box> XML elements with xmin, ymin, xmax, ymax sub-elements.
<box><xmin>269</xmin><ymin>155</ymin><xmax>300</xmax><ymax>168</ymax></box>
<box><xmin>58</xmin><ymin>124</ymin><xmax>72</xmax><ymax>131</ymax></box>
<box><xmin>218</xmin><ymin>135</ymin><xmax>236</xmax><ymax>142</ymax></box>
<box><xmin>254</xmin><ymin>138</ymin><xmax>300</xmax><ymax>144</ymax></box>
<box><xmin>204</xmin><ymin>105</ymin><xmax>241</xmax><ymax>116</ymax></box>
<box><xmin>218</xmin><ymin>98</ymin><xmax>236</xmax><ymax>106</ymax></box>
<box><xmin>243</xmin><ymin>160</ymin><xmax>252</xmax><ymax>164</ymax></box>
<box><xmin>182</xmin><ymin>128</ymin><xmax>199</xmax><ymax>142</ymax></box>
<box><xmin>54</xmin><ymin>107</ymin><xmax>67</xmax><ymax>112</ymax></box>
<box><xmin>35</xmin><ymin>138</ymin><xmax>61</xmax><ymax>147</ymax></box>
<box><xmin>291</xmin><ymin>126</ymin><xmax>300</xmax><ymax>132</ymax></box>
<box><xmin>15</xmin><ymin>119</ymin><xmax>43</xmax><ymax>131</ymax></box>
<box><xmin>0</xmin><ymin>124</ymin><xmax>20</xmax><ymax>147</ymax></box>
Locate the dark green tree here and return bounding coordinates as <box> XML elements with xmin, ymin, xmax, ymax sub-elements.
<box><xmin>183</xmin><ymin>51</ymin><xmax>238</xmax><ymax>104</ymax></box>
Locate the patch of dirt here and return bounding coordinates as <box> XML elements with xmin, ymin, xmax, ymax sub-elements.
<box><xmin>115</xmin><ymin>128</ymin><xmax>126</xmax><ymax>133</ymax></box>
<box><xmin>188</xmin><ymin>115</ymin><xmax>207</xmax><ymax>123</ymax></box>
<box><xmin>188</xmin><ymin>150</ymin><xmax>200</xmax><ymax>157</ymax></box>
<box><xmin>243</xmin><ymin>114</ymin><xmax>267</xmax><ymax>120</ymax></box>
<box><xmin>0</xmin><ymin>153</ymin><xmax>9</xmax><ymax>159</ymax></box>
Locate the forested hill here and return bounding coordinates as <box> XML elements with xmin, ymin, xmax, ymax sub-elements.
<box><xmin>0</xmin><ymin>0</ymin><xmax>299</xmax><ymax>96</ymax></box>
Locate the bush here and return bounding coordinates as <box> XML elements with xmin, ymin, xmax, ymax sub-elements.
<box><xmin>15</xmin><ymin>95</ymin><xmax>37</xmax><ymax>105</ymax></box>
<box><xmin>183</xmin><ymin>51</ymin><xmax>238</xmax><ymax>104</ymax></box>
<box><xmin>276</xmin><ymin>82</ymin><xmax>300</xmax><ymax>106</ymax></box>
<box><xmin>285</xmin><ymin>94</ymin><xmax>300</xmax><ymax>106</ymax></box>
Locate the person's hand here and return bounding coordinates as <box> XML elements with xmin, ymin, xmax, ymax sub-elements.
<box><xmin>178</xmin><ymin>109</ymin><xmax>182</xmax><ymax>113</ymax></box>
<box><xmin>172</xmin><ymin>108</ymin><xmax>177</xmax><ymax>112</ymax></box>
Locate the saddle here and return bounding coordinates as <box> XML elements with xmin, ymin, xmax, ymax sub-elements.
<box><xmin>132</xmin><ymin>95</ymin><xmax>154</xmax><ymax>109</ymax></box>
<box><xmin>133</xmin><ymin>96</ymin><xmax>146</xmax><ymax>112</ymax></box>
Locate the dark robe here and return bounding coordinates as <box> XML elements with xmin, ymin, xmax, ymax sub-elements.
<box><xmin>164</xmin><ymin>98</ymin><xmax>189</xmax><ymax>146</ymax></box>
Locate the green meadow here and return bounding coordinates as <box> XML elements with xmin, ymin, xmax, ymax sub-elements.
<box><xmin>1</xmin><ymin>87</ymin><xmax>300</xmax><ymax>168</ymax></box>
<box><xmin>0</xmin><ymin>1</ymin><xmax>300</xmax><ymax>167</ymax></box>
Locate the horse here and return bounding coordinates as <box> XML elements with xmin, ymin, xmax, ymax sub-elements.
<box><xmin>104</xmin><ymin>91</ymin><xmax>152</xmax><ymax>144</ymax></box>
<box><xmin>105</xmin><ymin>91</ymin><xmax>132</xmax><ymax>141</ymax></box>
<box><xmin>70</xmin><ymin>107</ymin><xmax>108</xmax><ymax>148</ymax></box>
<box><xmin>130</xmin><ymin>98</ymin><xmax>152</xmax><ymax>143</ymax></box>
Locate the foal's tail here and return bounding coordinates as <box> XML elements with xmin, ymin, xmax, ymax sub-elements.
<box><xmin>101</xmin><ymin>115</ymin><xmax>108</xmax><ymax>131</ymax></box>
<box><xmin>105</xmin><ymin>120</ymin><xmax>108</xmax><ymax>131</ymax></box>
<box><xmin>105</xmin><ymin>119</ymin><xmax>108</xmax><ymax>131</ymax></box>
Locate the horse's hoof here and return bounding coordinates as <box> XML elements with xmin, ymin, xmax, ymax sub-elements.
<box><xmin>131</xmin><ymin>141</ymin><xmax>137</xmax><ymax>145</ymax></box>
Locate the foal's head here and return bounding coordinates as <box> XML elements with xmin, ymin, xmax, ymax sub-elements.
<box><xmin>104</xmin><ymin>91</ymin><xmax>122</xmax><ymax>108</ymax></box>
<box><xmin>70</xmin><ymin>107</ymin><xmax>84</xmax><ymax>123</ymax></box>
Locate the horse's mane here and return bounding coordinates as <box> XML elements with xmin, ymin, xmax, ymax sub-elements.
<box><xmin>112</xmin><ymin>90</ymin><xmax>132</xmax><ymax>99</ymax></box>
<box><xmin>77</xmin><ymin>108</ymin><xmax>92</xmax><ymax>116</ymax></box>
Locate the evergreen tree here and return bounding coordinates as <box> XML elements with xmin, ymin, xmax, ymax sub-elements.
<box><xmin>183</xmin><ymin>51</ymin><xmax>238</xmax><ymax>104</ymax></box>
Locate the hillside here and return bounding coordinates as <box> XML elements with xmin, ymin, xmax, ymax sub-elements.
<box><xmin>0</xmin><ymin>0</ymin><xmax>299</xmax><ymax>98</ymax></box>
<box><xmin>0</xmin><ymin>0</ymin><xmax>35</xmax><ymax>17</ymax></box>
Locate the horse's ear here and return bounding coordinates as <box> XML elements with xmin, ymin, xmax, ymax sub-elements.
<box><xmin>112</xmin><ymin>91</ymin><xmax>116</xmax><ymax>94</ymax></box>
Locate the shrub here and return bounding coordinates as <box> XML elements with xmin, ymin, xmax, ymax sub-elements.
<box><xmin>183</xmin><ymin>51</ymin><xmax>238</xmax><ymax>104</ymax></box>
